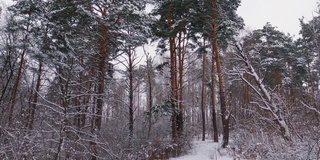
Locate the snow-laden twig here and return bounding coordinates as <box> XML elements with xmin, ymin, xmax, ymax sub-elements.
<box><xmin>300</xmin><ymin>100</ymin><xmax>320</xmax><ymax>115</ymax></box>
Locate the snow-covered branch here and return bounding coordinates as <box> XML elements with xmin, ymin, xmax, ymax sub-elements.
<box><xmin>232</xmin><ymin>44</ymin><xmax>291</xmax><ymax>141</ymax></box>
<box><xmin>300</xmin><ymin>100</ymin><xmax>320</xmax><ymax>115</ymax></box>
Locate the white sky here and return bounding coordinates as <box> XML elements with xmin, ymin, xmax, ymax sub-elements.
<box><xmin>1</xmin><ymin>0</ymin><xmax>12</xmax><ymax>6</ymax></box>
<box><xmin>237</xmin><ymin>0</ymin><xmax>319</xmax><ymax>38</ymax></box>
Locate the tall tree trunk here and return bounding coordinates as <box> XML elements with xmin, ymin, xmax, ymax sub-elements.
<box><xmin>83</xmin><ymin>57</ymin><xmax>96</xmax><ymax>128</ymax></box>
<box><xmin>211</xmin><ymin>0</ymin><xmax>229</xmax><ymax>148</ymax></box>
<box><xmin>95</xmin><ymin>9</ymin><xmax>107</xmax><ymax>132</ymax></box>
<box><xmin>8</xmin><ymin>11</ymin><xmax>31</xmax><ymax>126</ymax></box>
<box><xmin>8</xmin><ymin>48</ymin><xmax>26</xmax><ymax>126</ymax></box>
<box><xmin>128</xmin><ymin>47</ymin><xmax>134</xmax><ymax>144</ymax></box>
<box><xmin>167</xmin><ymin>11</ymin><xmax>178</xmax><ymax>141</ymax></box>
<box><xmin>54</xmin><ymin>65</ymin><xmax>71</xmax><ymax>160</ymax></box>
<box><xmin>144</xmin><ymin>52</ymin><xmax>153</xmax><ymax>139</ymax></box>
<box><xmin>75</xmin><ymin>55</ymin><xmax>84</xmax><ymax>128</ymax></box>
<box><xmin>201</xmin><ymin>52</ymin><xmax>206</xmax><ymax>141</ymax></box>
<box><xmin>147</xmin><ymin>79</ymin><xmax>152</xmax><ymax>138</ymax></box>
<box><xmin>213</xmin><ymin>37</ymin><xmax>229</xmax><ymax>148</ymax></box>
<box><xmin>177</xmin><ymin>31</ymin><xmax>184</xmax><ymax>137</ymax></box>
<box><xmin>91</xmin><ymin>8</ymin><xmax>107</xmax><ymax>160</ymax></box>
<box><xmin>211</xmin><ymin>44</ymin><xmax>219</xmax><ymax>142</ymax></box>
<box><xmin>26</xmin><ymin>62</ymin><xmax>42</xmax><ymax>130</ymax></box>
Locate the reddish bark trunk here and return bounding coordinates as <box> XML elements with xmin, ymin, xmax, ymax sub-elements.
<box><xmin>26</xmin><ymin>62</ymin><xmax>42</xmax><ymax>130</ymax></box>
<box><xmin>213</xmin><ymin>39</ymin><xmax>229</xmax><ymax>148</ymax></box>
<box><xmin>8</xmin><ymin>48</ymin><xmax>26</xmax><ymax>126</ymax></box>
<box><xmin>177</xmin><ymin>32</ymin><xmax>184</xmax><ymax>136</ymax></box>
<box><xmin>211</xmin><ymin>41</ymin><xmax>219</xmax><ymax>142</ymax></box>
<box><xmin>211</xmin><ymin>0</ymin><xmax>229</xmax><ymax>148</ymax></box>
<box><xmin>95</xmin><ymin>9</ymin><xmax>107</xmax><ymax>131</ymax></box>
<box><xmin>91</xmin><ymin>8</ymin><xmax>107</xmax><ymax>160</ymax></box>
<box><xmin>166</xmin><ymin>8</ymin><xmax>178</xmax><ymax>141</ymax></box>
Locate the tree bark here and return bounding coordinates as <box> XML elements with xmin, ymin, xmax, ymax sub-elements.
<box><xmin>167</xmin><ymin>9</ymin><xmax>178</xmax><ymax>141</ymax></box>
<box><xmin>201</xmin><ymin>51</ymin><xmax>206</xmax><ymax>141</ymax></box>
<box><xmin>91</xmin><ymin>8</ymin><xmax>107</xmax><ymax>160</ymax></box>
<box><xmin>128</xmin><ymin>47</ymin><xmax>134</xmax><ymax>143</ymax></box>
<box><xmin>8</xmin><ymin>11</ymin><xmax>31</xmax><ymax>126</ymax></box>
<box><xmin>213</xmin><ymin>39</ymin><xmax>229</xmax><ymax>148</ymax></box>
<box><xmin>211</xmin><ymin>0</ymin><xmax>229</xmax><ymax>148</ymax></box>
<box><xmin>8</xmin><ymin>48</ymin><xmax>26</xmax><ymax>126</ymax></box>
<box><xmin>211</xmin><ymin>41</ymin><xmax>219</xmax><ymax>142</ymax></box>
<box><xmin>144</xmin><ymin>52</ymin><xmax>153</xmax><ymax>139</ymax></box>
<box><xmin>147</xmin><ymin>71</ymin><xmax>153</xmax><ymax>139</ymax></box>
<box><xmin>177</xmin><ymin>31</ymin><xmax>185</xmax><ymax>137</ymax></box>
<box><xmin>26</xmin><ymin>62</ymin><xmax>42</xmax><ymax>130</ymax></box>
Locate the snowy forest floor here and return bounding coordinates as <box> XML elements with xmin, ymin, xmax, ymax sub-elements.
<box><xmin>170</xmin><ymin>139</ymin><xmax>235</xmax><ymax>160</ymax></box>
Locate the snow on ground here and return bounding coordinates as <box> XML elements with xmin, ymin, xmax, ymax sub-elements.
<box><xmin>170</xmin><ymin>139</ymin><xmax>234</xmax><ymax>160</ymax></box>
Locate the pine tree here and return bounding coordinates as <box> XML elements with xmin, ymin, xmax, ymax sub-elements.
<box><xmin>208</xmin><ymin>0</ymin><xmax>243</xmax><ymax>147</ymax></box>
<box><xmin>151</xmin><ymin>0</ymin><xmax>191</xmax><ymax>142</ymax></box>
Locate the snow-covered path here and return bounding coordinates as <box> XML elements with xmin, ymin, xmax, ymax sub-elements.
<box><xmin>170</xmin><ymin>140</ymin><xmax>234</xmax><ymax>160</ymax></box>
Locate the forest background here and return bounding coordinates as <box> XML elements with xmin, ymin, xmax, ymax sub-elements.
<box><xmin>0</xmin><ymin>0</ymin><xmax>319</xmax><ymax>159</ymax></box>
